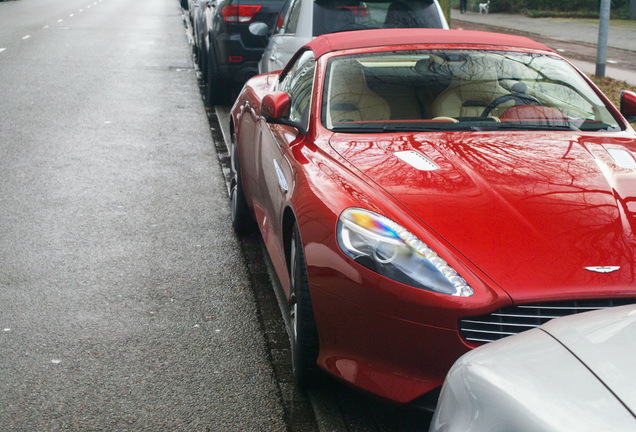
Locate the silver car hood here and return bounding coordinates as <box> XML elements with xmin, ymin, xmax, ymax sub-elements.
<box><xmin>431</xmin><ymin>305</ymin><xmax>636</xmax><ymax>432</ymax></box>
<box><xmin>542</xmin><ymin>305</ymin><xmax>636</xmax><ymax>415</ymax></box>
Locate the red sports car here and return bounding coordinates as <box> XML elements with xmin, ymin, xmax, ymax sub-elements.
<box><xmin>228</xmin><ymin>28</ymin><xmax>636</xmax><ymax>404</ymax></box>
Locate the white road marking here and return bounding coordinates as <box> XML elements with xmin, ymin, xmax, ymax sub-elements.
<box><xmin>0</xmin><ymin>48</ymin><xmax>6</xmax><ymax>53</ymax></box>
<box><xmin>22</xmin><ymin>35</ymin><xmax>31</xmax><ymax>40</ymax></box>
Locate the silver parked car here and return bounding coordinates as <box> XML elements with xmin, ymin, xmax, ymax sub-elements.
<box><xmin>431</xmin><ymin>304</ymin><xmax>636</xmax><ymax>432</ymax></box>
<box><xmin>190</xmin><ymin>0</ymin><xmax>215</xmax><ymax>77</ymax></box>
<box><xmin>252</xmin><ymin>0</ymin><xmax>449</xmax><ymax>73</ymax></box>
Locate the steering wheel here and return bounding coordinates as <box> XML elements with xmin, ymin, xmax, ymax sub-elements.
<box><xmin>481</xmin><ymin>93</ymin><xmax>541</xmax><ymax>117</ymax></box>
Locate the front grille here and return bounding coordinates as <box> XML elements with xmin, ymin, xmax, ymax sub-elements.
<box><xmin>460</xmin><ymin>298</ymin><xmax>636</xmax><ymax>344</ymax></box>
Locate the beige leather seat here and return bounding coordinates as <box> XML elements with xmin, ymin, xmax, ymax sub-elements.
<box><xmin>431</xmin><ymin>56</ymin><xmax>510</xmax><ymax>118</ymax></box>
<box><xmin>326</xmin><ymin>59</ymin><xmax>391</xmax><ymax>127</ymax></box>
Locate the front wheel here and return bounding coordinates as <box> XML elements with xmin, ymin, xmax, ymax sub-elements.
<box><xmin>200</xmin><ymin>40</ymin><xmax>209</xmax><ymax>82</ymax></box>
<box><xmin>290</xmin><ymin>224</ymin><xmax>319</xmax><ymax>389</ymax></box>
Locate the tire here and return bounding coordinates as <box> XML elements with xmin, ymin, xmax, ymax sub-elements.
<box><xmin>290</xmin><ymin>223</ymin><xmax>319</xmax><ymax>389</ymax></box>
<box><xmin>200</xmin><ymin>41</ymin><xmax>209</xmax><ymax>82</ymax></box>
<box><xmin>206</xmin><ymin>43</ymin><xmax>230</xmax><ymax>106</ymax></box>
<box><xmin>230</xmin><ymin>132</ymin><xmax>253</xmax><ymax>234</ymax></box>
<box><xmin>195</xmin><ymin>45</ymin><xmax>203</xmax><ymax>69</ymax></box>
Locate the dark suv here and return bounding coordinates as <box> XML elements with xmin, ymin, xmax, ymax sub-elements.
<box><xmin>206</xmin><ymin>0</ymin><xmax>285</xmax><ymax>104</ymax></box>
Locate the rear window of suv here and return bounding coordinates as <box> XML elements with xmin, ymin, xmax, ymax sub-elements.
<box><xmin>312</xmin><ymin>0</ymin><xmax>444</xmax><ymax>36</ymax></box>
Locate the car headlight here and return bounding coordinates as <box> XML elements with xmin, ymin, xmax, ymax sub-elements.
<box><xmin>337</xmin><ymin>208</ymin><xmax>474</xmax><ymax>297</ymax></box>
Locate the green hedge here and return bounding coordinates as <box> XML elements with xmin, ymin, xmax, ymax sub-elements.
<box><xmin>524</xmin><ymin>0</ymin><xmax>628</xmax><ymax>10</ymax></box>
<box><xmin>453</xmin><ymin>0</ymin><xmax>631</xmax><ymax>14</ymax></box>
<box><xmin>451</xmin><ymin>0</ymin><xmax>526</xmax><ymax>13</ymax></box>
<box><xmin>489</xmin><ymin>0</ymin><xmax>525</xmax><ymax>13</ymax></box>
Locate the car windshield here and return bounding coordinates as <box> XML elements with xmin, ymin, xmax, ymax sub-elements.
<box><xmin>312</xmin><ymin>0</ymin><xmax>445</xmax><ymax>36</ymax></box>
<box><xmin>322</xmin><ymin>50</ymin><xmax>622</xmax><ymax>132</ymax></box>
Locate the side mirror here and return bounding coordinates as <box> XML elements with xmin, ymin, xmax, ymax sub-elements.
<box><xmin>620</xmin><ymin>90</ymin><xmax>636</xmax><ymax>123</ymax></box>
<box><xmin>249</xmin><ymin>22</ymin><xmax>269</xmax><ymax>37</ymax></box>
<box><xmin>261</xmin><ymin>91</ymin><xmax>306</xmax><ymax>134</ymax></box>
<box><xmin>261</xmin><ymin>91</ymin><xmax>290</xmax><ymax>120</ymax></box>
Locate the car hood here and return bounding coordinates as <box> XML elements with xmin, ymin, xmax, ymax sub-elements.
<box><xmin>431</xmin><ymin>306</ymin><xmax>636</xmax><ymax>431</ymax></box>
<box><xmin>329</xmin><ymin>131</ymin><xmax>636</xmax><ymax>300</ymax></box>
<box><xmin>542</xmin><ymin>304</ymin><xmax>636</xmax><ymax>414</ymax></box>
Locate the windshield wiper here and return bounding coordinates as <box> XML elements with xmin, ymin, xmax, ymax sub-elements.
<box><xmin>491</xmin><ymin>123</ymin><xmax>579</xmax><ymax>131</ymax></box>
<box><xmin>333</xmin><ymin>123</ymin><xmax>585</xmax><ymax>133</ymax></box>
<box><xmin>331</xmin><ymin>126</ymin><xmax>386</xmax><ymax>133</ymax></box>
<box><xmin>332</xmin><ymin>124</ymin><xmax>450</xmax><ymax>133</ymax></box>
<box><xmin>578</xmin><ymin>122</ymin><xmax>619</xmax><ymax>132</ymax></box>
<box><xmin>382</xmin><ymin>125</ymin><xmax>447</xmax><ymax>132</ymax></box>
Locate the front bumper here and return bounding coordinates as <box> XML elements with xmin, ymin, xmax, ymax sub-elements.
<box><xmin>311</xmin><ymin>286</ymin><xmax>480</xmax><ymax>403</ymax></box>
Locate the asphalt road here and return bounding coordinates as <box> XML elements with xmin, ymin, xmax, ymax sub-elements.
<box><xmin>0</xmin><ymin>0</ymin><xmax>287</xmax><ymax>430</ymax></box>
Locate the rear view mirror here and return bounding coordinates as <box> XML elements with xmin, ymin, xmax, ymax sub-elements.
<box><xmin>249</xmin><ymin>22</ymin><xmax>269</xmax><ymax>37</ymax></box>
<box><xmin>621</xmin><ymin>90</ymin><xmax>636</xmax><ymax>123</ymax></box>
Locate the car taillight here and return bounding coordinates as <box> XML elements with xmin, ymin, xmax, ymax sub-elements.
<box><xmin>221</xmin><ymin>5</ymin><xmax>262</xmax><ymax>23</ymax></box>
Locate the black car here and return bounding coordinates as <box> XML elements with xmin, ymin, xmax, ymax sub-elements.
<box><xmin>206</xmin><ymin>0</ymin><xmax>285</xmax><ymax>104</ymax></box>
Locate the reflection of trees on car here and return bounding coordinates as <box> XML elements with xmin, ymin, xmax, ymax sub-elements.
<box><xmin>280</xmin><ymin>51</ymin><xmax>315</xmax><ymax>124</ymax></box>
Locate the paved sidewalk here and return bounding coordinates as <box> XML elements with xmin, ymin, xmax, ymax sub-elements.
<box><xmin>451</xmin><ymin>10</ymin><xmax>636</xmax><ymax>52</ymax></box>
<box><xmin>452</xmin><ymin>10</ymin><xmax>636</xmax><ymax>85</ymax></box>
